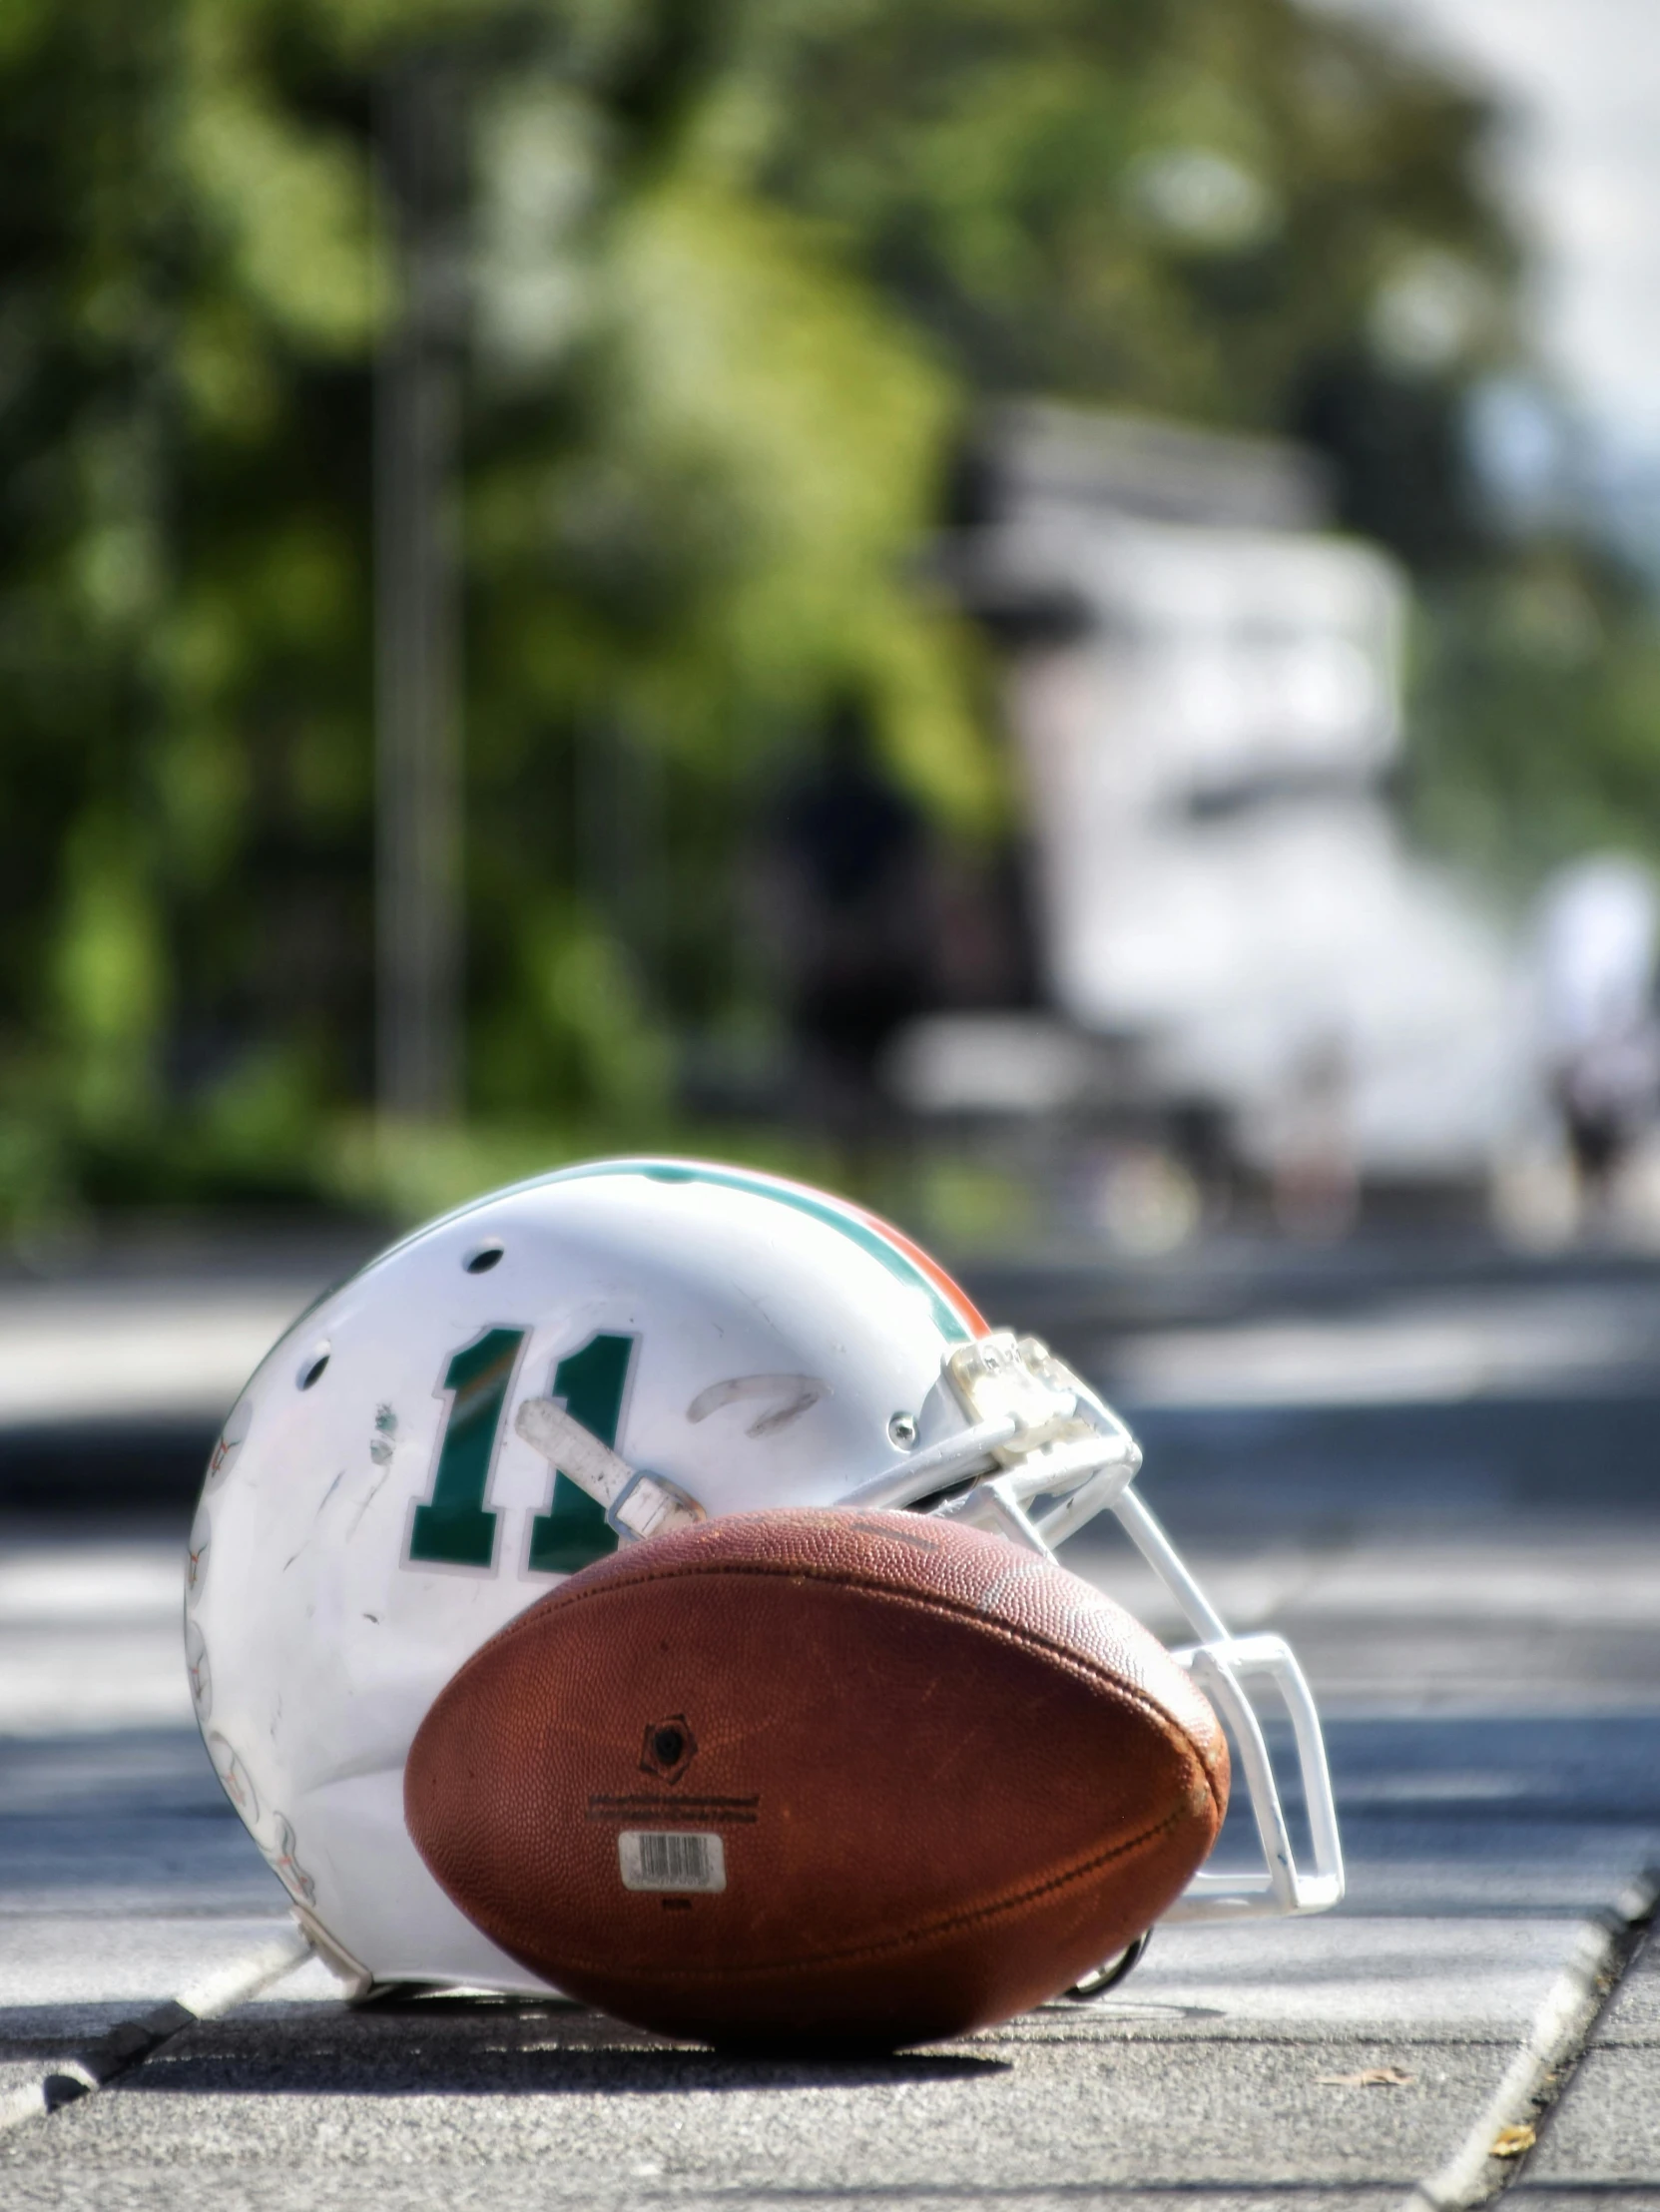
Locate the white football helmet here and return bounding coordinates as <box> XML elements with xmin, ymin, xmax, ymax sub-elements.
<box><xmin>186</xmin><ymin>1158</ymin><xmax>1342</xmax><ymax>1995</ymax></box>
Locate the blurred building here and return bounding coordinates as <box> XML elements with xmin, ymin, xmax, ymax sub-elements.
<box><xmin>924</xmin><ymin>402</ymin><xmax>1527</xmax><ymax>1216</ymax></box>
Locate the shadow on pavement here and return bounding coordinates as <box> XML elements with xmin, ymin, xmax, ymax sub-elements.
<box><xmin>118</xmin><ymin>2008</ymin><xmax>1013</xmax><ymax>2096</ymax></box>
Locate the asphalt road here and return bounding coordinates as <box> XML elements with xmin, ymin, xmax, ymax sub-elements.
<box><xmin>2</xmin><ymin>1246</ymin><xmax>1659</xmax><ymax>2208</ymax></box>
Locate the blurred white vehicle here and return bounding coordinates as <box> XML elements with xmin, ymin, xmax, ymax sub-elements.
<box><xmin>947</xmin><ymin>404</ymin><xmax>1531</xmax><ymax>1193</ymax></box>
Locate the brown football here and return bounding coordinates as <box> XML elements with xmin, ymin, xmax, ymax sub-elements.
<box><xmin>404</xmin><ymin>1508</ymin><xmax>1228</xmax><ymax>2050</ymax></box>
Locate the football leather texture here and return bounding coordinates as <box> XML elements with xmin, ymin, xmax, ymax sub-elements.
<box><xmin>404</xmin><ymin>1507</ymin><xmax>1229</xmax><ymax>2049</ymax></box>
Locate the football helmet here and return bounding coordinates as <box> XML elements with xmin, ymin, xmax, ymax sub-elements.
<box><xmin>186</xmin><ymin>1158</ymin><xmax>1342</xmax><ymax>1994</ymax></box>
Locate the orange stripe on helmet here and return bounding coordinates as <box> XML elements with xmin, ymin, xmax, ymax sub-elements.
<box><xmin>853</xmin><ymin>1207</ymin><xmax>990</xmax><ymax>1337</ymax></box>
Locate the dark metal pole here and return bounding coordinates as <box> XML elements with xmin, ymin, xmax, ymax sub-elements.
<box><xmin>375</xmin><ymin>57</ymin><xmax>463</xmax><ymax>1124</ymax></box>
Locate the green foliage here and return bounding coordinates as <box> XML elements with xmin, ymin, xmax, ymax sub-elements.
<box><xmin>1409</xmin><ymin>552</ymin><xmax>1660</xmax><ymax>889</ymax></box>
<box><xmin>737</xmin><ymin>0</ymin><xmax>1515</xmax><ymax>428</ymax></box>
<box><xmin>465</xmin><ymin>139</ymin><xmax>995</xmax><ymax>831</ymax></box>
<box><xmin>0</xmin><ymin>0</ymin><xmax>1001</xmax><ymax>1225</ymax></box>
<box><xmin>0</xmin><ymin>0</ymin><xmax>1618</xmax><ymax>1230</ymax></box>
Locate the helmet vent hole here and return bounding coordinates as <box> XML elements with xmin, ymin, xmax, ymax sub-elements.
<box><xmin>464</xmin><ymin>1241</ymin><xmax>504</xmax><ymax>1275</ymax></box>
<box><xmin>887</xmin><ymin>1411</ymin><xmax>918</xmax><ymax>1448</ymax></box>
<box><xmin>297</xmin><ymin>1345</ymin><xmax>331</xmax><ymax>1391</ymax></box>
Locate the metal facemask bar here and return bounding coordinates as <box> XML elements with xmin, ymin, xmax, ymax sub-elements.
<box><xmin>838</xmin><ymin>1331</ymin><xmax>1345</xmax><ymax>1923</ymax></box>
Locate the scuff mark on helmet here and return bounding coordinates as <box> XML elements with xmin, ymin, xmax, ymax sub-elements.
<box><xmin>686</xmin><ymin>1375</ymin><xmax>830</xmax><ymax>1437</ymax></box>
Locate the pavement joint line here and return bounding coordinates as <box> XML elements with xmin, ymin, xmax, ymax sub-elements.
<box><xmin>0</xmin><ymin>1923</ymin><xmax>312</xmax><ymax>2139</ymax></box>
<box><xmin>1401</xmin><ymin>1867</ymin><xmax>1660</xmax><ymax>2212</ymax></box>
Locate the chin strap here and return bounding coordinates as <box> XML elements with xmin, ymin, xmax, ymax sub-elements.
<box><xmin>1063</xmin><ymin>1929</ymin><xmax>1152</xmax><ymax>1999</ymax></box>
<box><xmin>514</xmin><ymin>1397</ymin><xmax>706</xmax><ymax>1541</ymax></box>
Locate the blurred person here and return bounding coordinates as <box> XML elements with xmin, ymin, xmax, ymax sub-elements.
<box><xmin>1269</xmin><ymin>1029</ymin><xmax>1359</xmax><ymax>1243</ymax></box>
<box><xmin>1531</xmin><ymin>854</ymin><xmax>1660</xmax><ymax>1221</ymax></box>
<box><xmin>768</xmin><ymin>697</ymin><xmax>932</xmax><ymax>1134</ymax></box>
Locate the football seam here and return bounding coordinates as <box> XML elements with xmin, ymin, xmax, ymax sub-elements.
<box><xmin>459</xmin><ymin>1556</ymin><xmax>1227</xmax><ymax>1818</ymax></box>
<box><xmin>514</xmin><ymin>1794</ymin><xmax>1201</xmax><ymax>1987</ymax></box>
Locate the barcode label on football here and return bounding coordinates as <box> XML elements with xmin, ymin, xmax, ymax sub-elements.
<box><xmin>618</xmin><ymin>1830</ymin><xmax>727</xmax><ymax>1893</ymax></box>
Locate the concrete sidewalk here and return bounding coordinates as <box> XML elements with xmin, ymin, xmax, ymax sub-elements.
<box><xmin>2</xmin><ymin>1255</ymin><xmax>1660</xmax><ymax>2205</ymax></box>
<box><xmin>3</xmin><ymin>1502</ymin><xmax>1658</xmax><ymax>2206</ymax></box>
<box><xmin>1520</xmin><ymin>1912</ymin><xmax>1660</xmax><ymax>2198</ymax></box>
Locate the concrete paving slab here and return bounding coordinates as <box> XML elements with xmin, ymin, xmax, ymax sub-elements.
<box><xmin>1107</xmin><ymin>1287</ymin><xmax>1660</xmax><ymax>1410</ymax></box>
<box><xmin>1078</xmin><ymin>1515</ymin><xmax>1660</xmax><ymax>1717</ymax></box>
<box><xmin>0</xmin><ymin>1287</ymin><xmax>306</xmax><ymax>1432</ymax></box>
<box><xmin>0</xmin><ymin>1537</ymin><xmax>189</xmax><ymax>1736</ymax></box>
<box><xmin>1111</xmin><ymin>1918</ymin><xmax>1607</xmax><ymax>2036</ymax></box>
<box><xmin>0</xmin><ymin>1920</ymin><xmax>337</xmax><ymax>2017</ymax></box>
<box><xmin>0</xmin><ymin>1898</ymin><xmax>1626</xmax><ymax>2207</ymax></box>
<box><xmin>1515</xmin><ymin>2200</ymin><xmax>1660</xmax><ymax>2211</ymax></box>
<box><xmin>0</xmin><ymin>2181</ymin><xmax>1417</xmax><ymax>2212</ymax></box>
<box><xmin>1521</xmin><ymin>2051</ymin><xmax>1660</xmax><ymax>2190</ymax></box>
<box><xmin>0</xmin><ymin>1917</ymin><xmax>1575</xmax><ymax>2043</ymax></box>
<box><xmin>1515</xmin><ymin>1928</ymin><xmax>1660</xmax><ymax>2190</ymax></box>
<box><xmin>0</xmin><ymin>1999</ymin><xmax>1523</xmax><ymax>2207</ymax></box>
<box><xmin>1574</xmin><ymin>1917</ymin><xmax>1660</xmax><ymax>2043</ymax></box>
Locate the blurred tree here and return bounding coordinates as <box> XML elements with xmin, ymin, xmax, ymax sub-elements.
<box><xmin>0</xmin><ymin>0</ymin><xmax>1626</xmax><ymax>1226</ymax></box>
<box><xmin>0</xmin><ymin>0</ymin><xmax>387</xmax><ymax>1221</ymax></box>
<box><xmin>736</xmin><ymin>0</ymin><xmax>1517</xmax><ymax>560</ymax></box>
<box><xmin>0</xmin><ymin>0</ymin><xmax>992</xmax><ymax>1222</ymax></box>
<box><xmin>1409</xmin><ymin>548</ymin><xmax>1660</xmax><ymax>888</ymax></box>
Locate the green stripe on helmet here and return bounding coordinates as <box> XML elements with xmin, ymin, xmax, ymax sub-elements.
<box><xmin>550</xmin><ymin>1159</ymin><xmax>971</xmax><ymax>1343</ymax></box>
